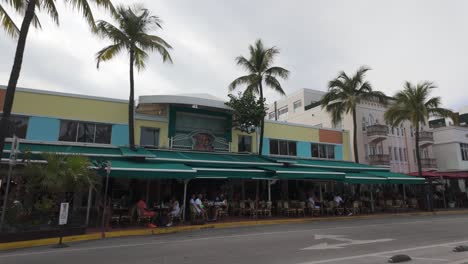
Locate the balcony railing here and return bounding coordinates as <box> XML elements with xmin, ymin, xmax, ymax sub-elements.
<box><xmin>368</xmin><ymin>154</ymin><xmax>390</xmax><ymax>166</ymax></box>
<box><xmin>420</xmin><ymin>158</ymin><xmax>437</xmax><ymax>169</ymax></box>
<box><xmin>417</xmin><ymin>131</ymin><xmax>434</xmax><ymax>142</ymax></box>
<box><xmin>366</xmin><ymin>124</ymin><xmax>388</xmax><ymax>137</ymax></box>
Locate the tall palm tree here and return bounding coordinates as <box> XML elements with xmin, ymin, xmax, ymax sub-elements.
<box><xmin>95</xmin><ymin>5</ymin><xmax>172</xmax><ymax>150</ymax></box>
<box><xmin>321</xmin><ymin>66</ymin><xmax>387</xmax><ymax>163</ymax></box>
<box><xmin>384</xmin><ymin>81</ymin><xmax>453</xmax><ymax>210</ymax></box>
<box><xmin>0</xmin><ymin>0</ymin><xmax>115</xmax><ymax>157</ymax></box>
<box><xmin>229</xmin><ymin>39</ymin><xmax>289</xmax><ymax>155</ymax></box>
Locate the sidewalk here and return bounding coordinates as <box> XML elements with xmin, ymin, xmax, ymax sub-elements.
<box><xmin>1</xmin><ymin>209</ymin><xmax>467</xmax><ymax>251</ymax></box>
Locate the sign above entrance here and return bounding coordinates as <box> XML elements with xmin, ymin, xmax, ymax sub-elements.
<box><xmin>191</xmin><ymin>131</ymin><xmax>215</xmax><ymax>151</ymax></box>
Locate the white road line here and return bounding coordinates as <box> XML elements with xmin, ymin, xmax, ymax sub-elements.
<box><xmin>1</xmin><ymin>215</ymin><xmax>468</xmax><ymax>259</ymax></box>
<box><xmin>299</xmin><ymin>239</ymin><xmax>468</xmax><ymax>264</ymax></box>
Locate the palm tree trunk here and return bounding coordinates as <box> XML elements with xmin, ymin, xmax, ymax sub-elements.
<box><xmin>128</xmin><ymin>49</ymin><xmax>136</xmax><ymax>150</ymax></box>
<box><xmin>0</xmin><ymin>0</ymin><xmax>37</xmax><ymax>156</ymax></box>
<box><xmin>352</xmin><ymin>108</ymin><xmax>359</xmax><ymax>163</ymax></box>
<box><xmin>415</xmin><ymin>123</ymin><xmax>432</xmax><ymax>211</ymax></box>
<box><xmin>258</xmin><ymin>82</ymin><xmax>265</xmax><ymax>155</ymax></box>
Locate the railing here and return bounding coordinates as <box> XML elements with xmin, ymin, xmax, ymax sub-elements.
<box><xmin>418</xmin><ymin>131</ymin><xmax>434</xmax><ymax>142</ymax></box>
<box><xmin>366</xmin><ymin>124</ymin><xmax>388</xmax><ymax>137</ymax></box>
<box><xmin>420</xmin><ymin>158</ymin><xmax>437</xmax><ymax>168</ymax></box>
<box><xmin>368</xmin><ymin>154</ymin><xmax>390</xmax><ymax>166</ymax></box>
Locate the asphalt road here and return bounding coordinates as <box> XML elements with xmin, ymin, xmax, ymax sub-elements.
<box><xmin>2</xmin><ymin>214</ymin><xmax>468</xmax><ymax>264</ymax></box>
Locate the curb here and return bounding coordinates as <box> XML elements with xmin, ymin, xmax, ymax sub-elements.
<box><xmin>1</xmin><ymin>209</ymin><xmax>467</xmax><ymax>251</ymax></box>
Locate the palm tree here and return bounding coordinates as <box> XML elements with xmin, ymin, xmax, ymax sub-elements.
<box><xmin>384</xmin><ymin>81</ymin><xmax>453</xmax><ymax>210</ymax></box>
<box><xmin>229</xmin><ymin>39</ymin><xmax>289</xmax><ymax>155</ymax></box>
<box><xmin>321</xmin><ymin>66</ymin><xmax>387</xmax><ymax>163</ymax></box>
<box><xmin>95</xmin><ymin>5</ymin><xmax>172</xmax><ymax>150</ymax></box>
<box><xmin>0</xmin><ymin>0</ymin><xmax>115</xmax><ymax>157</ymax></box>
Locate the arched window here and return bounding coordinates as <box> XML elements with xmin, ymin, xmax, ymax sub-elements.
<box><xmin>368</xmin><ymin>114</ymin><xmax>375</xmax><ymax>126</ymax></box>
<box><xmin>362</xmin><ymin>117</ymin><xmax>367</xmax><ymax>131</ymax></box>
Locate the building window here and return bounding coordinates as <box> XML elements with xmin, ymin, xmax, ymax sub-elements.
<box><xmin>237</xmin><ymin>135</ymin><xmax>252</xmax><ymax>152</ymax></box>
<box><xmin>399</xmin><ymin>148</ymin><xmax>403</xmax><ymax>162</ymax></box>
<box><xmin>2</xmin><ymin>115</ymin><xmax>28</xmax><ymax>139</ymax></box>
<box><xmin>413</xmin><ymin>149</ymin><xmax>417</xmax><ymax>162</ymax></box>
<box><xmin>396</xmin><ymin>128</ymin><xmax>400</xmax><ymax>136</ymax></box>
<box><xmin>362</xmin><ymin>117</ymin><xmax>367</xmax><ymax>131</ymax></box>
<box><xmin>410</xmin><ymin>126</ymin><xmax>413</xmax><ymax>137</ymax></box>
<box><xmin>389</xmin><ymin>147</ymin><xmax>392</xmax><ymax>161</ymax></box>
<box><xmin>268</xmin><ymin>112</ymin><xmax>276</xmax><ymax>120</ymax></box>
<box><xmin>391</xmin><ymin>127</ymin><xmax>394</xmax><ymax>135</ymax></box>
<box><xmin>394</xmin><ymin>147</ymin><xmax>398</xmax><ymax>161</ymax></box>
<box><xmin>277</xmin><ymin>106</ymin><xmax>288</xmax><ymax>121</ymax></box>
<box><xmin>293</xmin><ymin>100</ymin><xmax>302</xmax><ymax>113</ymax></box>
<box><xmin>312</xmin><ymin>143</ymin><xmax>335</xmax><ymax>159</ymax></box>
<box><xmin>59</xmin><ymin>120</ymin><xmax>112</xmax><ymax>144</ymax></box>
<box><xmin>461</xmin><ymin>144</ymin><xmax>468</xmax><ymax>161</ymax></box>
<box><xmin>140</xmin><ymin>127</ymin><xmax>159</xmax><ymax>147</ymax></box>
<box><xmin>404</xmin><ymin>148</ymin><xmax>408</xmax><ymax>161</ymax></box>
<box><xmin>270</xmin><ymin>139</ymin><xmax>296</xmax><ymax>156</ymax></box>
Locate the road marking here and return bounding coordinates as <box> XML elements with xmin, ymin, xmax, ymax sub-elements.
<box><xmin>1</xmin><ymin>215</ymin><xmax>468</xmax><ymax>259</ymax></box>
<box><xmin>299</xmin><ymin>239</ymin><xmax>468</xmax><ymax>264</ymax></box>
<box><xmin>302</xmin><ymin>234</ymin><xmax>394</xmax><ymax>250</ymax></box>
<box><xmin>377</xmin><ymin>255</ymin><xmax>449</xmax><ymax>262</ymax></box>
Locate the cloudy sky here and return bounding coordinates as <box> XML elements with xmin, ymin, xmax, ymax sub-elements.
<box><xmin>1</xmin><ymin>0</ymin><xmax>467</xmax><ymax>110</ymax></box>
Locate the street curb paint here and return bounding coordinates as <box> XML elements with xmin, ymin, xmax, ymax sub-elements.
<box><xmin>1</xmin><ymin>209</ymin><xmax>467</xmax><ymax>251</ymax></box>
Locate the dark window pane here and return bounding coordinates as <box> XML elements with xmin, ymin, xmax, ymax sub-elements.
<box><xmin>141</xmin><ymin>127</ymin><xmax>159</xmax><ymax>147</ymax></box>
<box><xmin>319</xmin><ymin>144</ymin><xmax>327</xmax><ymax>158</ymax></box>
<box><xmin>77</xmin><ymin>122</ymin><xmax>95</xmax><ymax>143</ymax></box>
<box><xmin>5</xmin><ymin>116</ymin><xmax>28</xmax><ymax>138</ymax></box>
<box><xmin>288</xmin><ymin>141</ymin><xmax>297</xmax><ymax>156</ymax></box>
<box><xmin>238</xmin><ymin>135</ymin><xmax>252</xmax><ymax>152</ymax></box>
<box><xmin>59</xmin><ymin>121</ymin><xmax>78</xmax><ymax>142</ymax></box>
<box><xmin>95</xmin><ymin>124</ymin><xmax>112</xmax><ymax>144</ymax></box>
<box><xmin>311</xmin><ymin>144</ymin><xmax>319</xmax><ymax>158</ymax></box>
<box><xmin>279</xmin><ymin>140</ymin><xmax>288</xmax><ymax>155</ymax></box>
<box><xmin>327</xmin><ymin>145</ymin><xmax>335</xmax><ymax>159</ymax></box>
<box><xmin>269</xmin><ymin>139</ymin><xmax>279</xmax><ymax>155</ymax></box>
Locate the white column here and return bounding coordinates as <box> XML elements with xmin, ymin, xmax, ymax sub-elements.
<box><xmin>85</xmin><ymin>184</ymin><xmax>93</xmax><ymax>226</ymax></box>
<box><xmin>268</xmin><ymin>181</ymin><xmax>272</xmax><ymax>201</ymax></box>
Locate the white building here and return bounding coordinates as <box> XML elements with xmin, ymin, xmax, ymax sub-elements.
<box><xmin>269</xmin><ymin>88</ymin><xmax>437</xmax><ymax>174</ymax></box>
<box><xmin>267</xmin><ymin>88</ymin><xmax>325</xmax><ymax>121</ymax></box>
<box><xmin>433</xmin><ymin>126</ymin><xmax>468</xmax><ymax>172</ymax></box>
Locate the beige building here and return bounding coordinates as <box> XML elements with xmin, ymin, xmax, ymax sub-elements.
<box><xmin>269</xmin><ymin>88</ymin><xmax>437</xmax><ymax>174</ymax></box>
<box><xmin>267</xmin><ymin>88</ymin><xmax>324</xmax><ymax>121</ymax></box>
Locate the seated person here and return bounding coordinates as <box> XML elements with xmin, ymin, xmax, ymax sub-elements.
<box><xmin>334</xmin><ymin>194</ymin><xmax>344</xmax><ymax>207</ymax></box>
<box><xmin>166</xmin><ymin>198</ymin><xmax>181</xmax><ymax>227</ymax></box>
<box><xmin>195</xmin><ymin>194</ymin><xmax>208</xmax><ymax>220</ymax></box>
<box><xmin>308</xmin><ymin>195</ymin><xmax>320</xmax><ymax>209</ymax></box>
<box><xmin>137</xmin><ymin>197</ymin><xmax>156</xmax><ymax>228</ymax></box>
<box><xmin>190</xmin><ymin>194</ymin><xmax>200</xmax><ymax>214</ymax></box>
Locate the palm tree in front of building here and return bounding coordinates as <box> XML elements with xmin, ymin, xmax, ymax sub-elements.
<box><xmin>0</xmin><ymin>0</ymin><xmax>115</xmax><ymax>157</ymax></box>
<box><xmin>95</xmin><ymin>5</ymin><xmax>173</xmax><ymax>150</ymax></box>
<box><xmin>321</xmin><ymin>66</ymin><xmax>387</xmax><ymax>163</ymax></box>
<box><xmin>384</xmin><ymin>81</ymin><xmax>453</xmax><ymax>210</ymax></box>
<box><xmin>229</xmin><ymin>39</ymin><xmax>289</xmax><ymax>155</ymax></box>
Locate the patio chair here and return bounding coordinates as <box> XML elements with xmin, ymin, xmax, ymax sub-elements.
<box><xmin>239</xmin><ymin>201</ymin><xmax>247</xmax><ymax>216</ymax></box>
<box><xmin>325</xmin><ymin>201</ymin><xmax>335</xmax><ymax>216</ymax></box>
<box><xmin>218</xmin><ymin>202</ymin><xmax>229</xmax><ymax>220</ymax></box>
<box><xmin>385</xmin><ymin>200</ymin><xmax>394</xmax><ymax>212</ymax></box>
<box><xmin>360</xmin><ymin>201</ymin><xmax>370</xmax><ymax>214</ymax></box>
<box><xmin>283</xmin><ymin>201</ymin><xmax>297</xmax><ymax>217</ymax></box>
<box><xmin>248</xmin><ymin>201</ymin><xmax>260</xmax><ymax>218</ymax></box>
<box><xmin>297</xmin><ymin>201</ymin><xmax>306</xmax><ymax>217</ymax></box>
<box><xmin>276</xmin><ymin>200</ymin><xmax>283</xmax><ymax>216</ymax></box>
<box><xmin>351</xmin><ymin>201</ymin><xmax>360</xmax><ymax>215</ymax></box>
<box><xmin>409</xmin><ymin>198</ymin><xmax>418</xmax><ymax>210</ymax></box>
<box><xmin>136</xmin><ymin>207</ymin><xmax>152</xmax><ymax>225</ymax></box>
<box><xmin>335</xmin><ymin>201</ymin><xmax>345</xmax><ymax>216</ymax></box>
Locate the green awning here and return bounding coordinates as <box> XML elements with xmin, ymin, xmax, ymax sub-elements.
<box><xmin>93</xmin><ymin>159</ymin><xmax>196</xmax><ymax>179</ymax></box>
<box><xmin>344</xmin><ymin>172</ymin><xmax>388</xmax><ymax>184</ymax></box>
<box><xmin>3</xmin><ymin>142</ymin><xmax>122</xmax><ymax>159</ymax></box>
<box><xmin>363</xmin><ymin>171</ymin><xmax>425</xmax><ymax>184</ymax></box>
<box><xmin>259</xmin><ymin>166</ymin><xmax>345</xmax><ymax>181</ymax></box>
<box><xmin>147</xmin><ymin>149</ymin><xmax>279</xmax><ymax>167</ymax></box>
<box><xmin>119</xmin><ymin>146</ymin><xmax>156</xmax><ymax>158</ymax></box>
<box><xmin>194</xmin><ymin>167</ymin><xmax>274</xmax><ymax>179</ymax></box>
<box><xmin>291</xmin><ymin>159</ymin><xmax>389</xmax><ymax>172</ymax></box>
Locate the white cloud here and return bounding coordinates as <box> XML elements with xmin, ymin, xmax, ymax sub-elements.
<box><xmin>1</xmin><ymin>0</ymin><xmax>467</xmax><ymax>110</ymax></box>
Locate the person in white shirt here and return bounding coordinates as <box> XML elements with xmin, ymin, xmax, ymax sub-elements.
<box><xmin>190</xmin><ymin>194</ymin><xmax>200</xmax><ymax>213</ymax></box>
<box><xmin>334</xmin><ymin>194</ymin><xmax>344</xmax><ymax>206</ymax></box>
<box><xmin>166</xmin><ymin>198</ymin><xmax>181</xmax><ymax>227</ymax></box>
<box><xmin>195</xmin><ymin>194</ymin><xmax>208</xmax><ymax>220</ymax></box>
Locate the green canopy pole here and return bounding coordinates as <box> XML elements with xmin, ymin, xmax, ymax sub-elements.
<box><xmin>182</xmin><ymin>179</ymin><xmax>189</xmax><ymax>222</ymax></box>
<box><xmin>319</xmin><ymin>183</ymin><xmax>324</xmax><ymax>214</ymax></box>
<box><xmin>145</xmin><ymin>179</ymin><xmax>150</xmax><ymax>204</ymax></box>
<box><xmin>268</xmin><ymin>180</ymin><xmax>271</xmax><ymax>201</ymax></box>
<box><xmin>370</xmin><ymin>185</ymin><xmax>375</xmax><ymax>213</ymax></box>
<box><xmin>85</xmin><ymin>184</ymin><xmax>93</xmax><ymax>226</ymax></box>
<box><xmin>403</xmin><ymin>184</ymin><xmax>406</xmax><ymax>201</ymax></box>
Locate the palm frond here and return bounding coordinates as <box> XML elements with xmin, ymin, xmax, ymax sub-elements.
<box><xmin>133</xmin><ymin>46</ymin><xmax>148</xmax><ymax>71</ymax></box>
<box><xmin>264</xmin><ymin>75</ymin><xmax>285</xmax><ymax>96</ymax></box>
<box><xmin>41</xmin><ymin>0</ymin><xmax>59</xmax><ymax>25</ymax></box>
<box><xmin>95</xmin><ymin>19</ymin><xmax>128</xmax><ymax>43</ymax></box>
<box><xmin>137</xmin><ymin>34</ymin><xmax>173</xmax><ymax>63</ymax></box>
<box><xmin>95</xmin><ymin>43</ymin><xmax>124</xmax><ymax>68</ymax></box>
<box><xmin>235</xmin><ymin>56</ymin><xmax>256</xmax><ymax>73</ymax></box>
<box><xmin>0</xmin><ymin>3</ymin><xmax>19</xmax><ymax>38</ymax></box>
<box><xmin>228</xmin><ymin>74</ymin><xmax>259</xmax><ymax>92</ymax></box>
<box><xmin>265</xmin><ymin>66</ymin><xmax>289</xmax><ymax>79</ymax></box>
